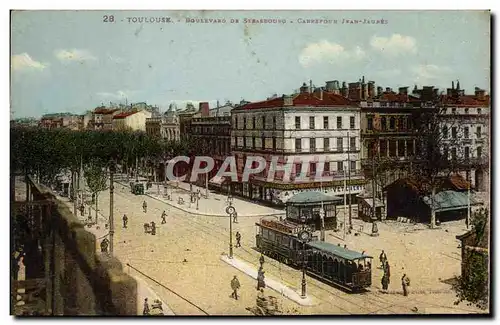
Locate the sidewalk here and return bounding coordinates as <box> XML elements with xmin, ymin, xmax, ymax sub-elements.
<box><xmin>115</xmin><ymin>174</ymin><xmax>285</xmax><ymax>218</ymax></box>
<box><xmin>55</xmin><ymin>193</ymin><xmax>175</xmax><ymax>316</ymax></box>
<box><xmin>220</xmin><ymin>255</ymin><xmax>316</xmax><ymax>306</ymax></box>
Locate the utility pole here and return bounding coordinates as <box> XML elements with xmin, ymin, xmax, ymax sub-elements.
<box><xmin>320</xmin><ymin>179</ymin><xmax>325</xmax><ymax>241</ymax></box>
<box><xmin>226</xmin><ymin>197</ymin><xmax>234</xmax><ymax>258</ymax></box>
<box><xmin>347</xmin><ymin>130</ymin><xmax>352</xmax><ymax>230</ymax></box>
<box><xmin>109</xmin><ymin>161</ymin><xmax>115</xmax><ymax>254</ymax></box>
<box><xmin>372</xmin><ymin>152</ymin><xmax>377</xmax><ymax>221</ymax></box>
<box><xmin>205</xmin><ymin>173</ymin><xmax>209</xmax><ymax>198</ymax></box>
<box><xmin>343</xmin><ymin>166</ymin><xmax>347</xmax><ymax>240</ymax></box>
<box><xmin>467</xmin><ymin>179</ymin><xmax>471</xmax><ymax>229</ymax></box>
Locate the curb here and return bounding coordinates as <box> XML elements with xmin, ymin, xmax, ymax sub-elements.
<box><xmin>116</xmin><ymin>180</ymin><xmax>285</xmax><ymax>218</ymax></box>
<box><xmin>220</xmin><ymin>255</ymin><xmax>316</xmax><ymax>306</ymax></box>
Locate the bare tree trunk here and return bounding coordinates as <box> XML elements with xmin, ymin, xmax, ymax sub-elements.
<box><xmin>95</xmin><ymin>194</ymin><xmax>99</xmax><ymax>224</ymax></box>
<box><xmin>430</xmin><ymin>186</ymin><xmax>436</xmax><ymax>228</ymax></box>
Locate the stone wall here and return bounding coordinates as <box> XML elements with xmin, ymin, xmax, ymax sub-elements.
<box><xmin>22</xmin><ymin>176</ymin><xmax>138</xmax><ymax>315</ymax></box>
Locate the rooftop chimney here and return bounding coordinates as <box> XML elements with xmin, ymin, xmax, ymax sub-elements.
<box><xmin>385</xmin><ymin>87</ymin><xmax>391</xmax><ymax>93</ymax></box>
<box><xmin>283</xmin><ymin>94</ymin><xmax>293</xmax><ymax>106</ymax></box>
<box><xmin>377</xmin><ymin>86</ymin><xmax>383</xmax><ymax>97</ymax></box>
<box><xmin>368</xmin><ymin>81</ymin><xmax>375</xmax><ymax>98</ymax></box>
<box><xmin>475</xmin><ymin>87</ymin><xmax>486</xmax><ymax>100</ymax></box>
<box><xmin>309</xmin><ymin>80</ymin><xmax>313</xmax><ymax>94</ymax></box>
<box><xmin>199</xmin><ymin>102</ymin><xmax>210</xmax><ymax>117</ymax></box>
<box><xmin>398</xmin><ymin>87</ymin><xmax>408</xmax><ymax>95</ymax></box>
<box><xmin>300</xmin><ymin>82</ymin><xmax>309</xmax><ymax>94</ymax></box>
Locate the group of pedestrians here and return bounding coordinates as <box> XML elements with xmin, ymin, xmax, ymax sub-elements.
<box><xmin>379</xmin><ymin>250</ymin><xmax>411</xmax><ymax>296</ymax></box>
<box><xmin>230</xmin><ymin>255</ymin><xmax>266</xmax><ymax>301</ymax></box>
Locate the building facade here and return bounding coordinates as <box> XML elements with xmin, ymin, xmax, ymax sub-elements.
<box><xmin>190</xmin><ymin>103</ymin><xmax>234</xmax><ymax>190</ymax></box>
<box><xmin>231</xmin><ymin>82</ymin><xmax>364</xmax><ymax>206</ymax></box>
<box><xmin>359</xmin><ymin>86</ymin><xmax>421</xmax><ymax>195</ymax></box>
<box><xmin>112</xmin><ymin>110</ymin><xmax>152</xmax><ymax>132</ymax></box>
<box><xmin>88</xmin><ymin>107</ymin><xmax>121</xmax><ymax>130</ymax></box>
<box><xmin>146</xmin><ymin>105</ymin><xmax>180</xmax><ymax>141</ymax></box>
<box><xmin>438</xmin><ymin>83</ymin><xmax>490</xmax><ymax>191</ymax></box>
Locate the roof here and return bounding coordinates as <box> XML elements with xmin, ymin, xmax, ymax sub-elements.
<box><xmin>440</xmin><ymin>94</ymin><xmax>490</xmax><ymax>107</ymax></box>
<box><xmin>357</xmin><ymin>196</ymin><xmax>385</xmax><ymax>208</ymax></box>
<box><xmin>113</xmin><ymin>111</ymin><xmax>139</xmax><ymax>119</ymax></box>
<box><xmin>94</xmin><ymin>107</ymin><xmax>120</xmax><ymax>115</ymax></box>
<box><xmin>308</xmin><ymin>241</ymin><xmax>372</xmax><ymax>260</ymax></box>
<box><xmin>383</xmin><ymin>174</ymin><xmax>472</xmax><ymax>194</ymax></box>
<box><xmin>423</xmin><ymin>190</ymin><xmax>481</xmax><ymax>213</ymax></box>
<box><xmin>237</xmin><ymin>92</ymin><xmax>357</xmax><ymax>110</ymax></box>
<box><xmin>286</xmin><ymin>191</ymin><xmax>342</xmax><ymax>205</ymax></box>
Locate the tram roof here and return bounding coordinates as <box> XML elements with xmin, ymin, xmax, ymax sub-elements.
<box><xmin>308</xmin><ymin>241</ymin><xmax>372</xmax><ymax>260</ymax></box>
<box><xmin>286</xmin><ymin>191</ymin><xmax>342</xmax><ymax>206</ymax></box>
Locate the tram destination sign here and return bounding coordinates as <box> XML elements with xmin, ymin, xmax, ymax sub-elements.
<box><xmin>260</xmin><ymin>219</ymin><xmax>313</xmax><ymax>235</ymax></box>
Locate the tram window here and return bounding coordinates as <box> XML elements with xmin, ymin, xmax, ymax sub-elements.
<box><xmin>268</xmin><ymin>231</ymin><xmax>276</xmax><ymax>242</ymax></box>
<box><xmin>282</xmin><ymin>236</ymin><xmax>290</xmax><ymax>247</ymax></box>
<box><xmin>262</xmin><ymin>229</ymin><xmax>269</xmax><ymax>239</ymax></box>
<box><xmin>275</xmin><ymin>234</ymin><xmax>282</xmax><ymax>244</ymax></box>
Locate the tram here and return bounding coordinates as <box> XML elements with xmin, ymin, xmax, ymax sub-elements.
<box><xmin>255</xmin><ymin>217</ymin><xmax>372</xmax><ymax>292</ymax></box>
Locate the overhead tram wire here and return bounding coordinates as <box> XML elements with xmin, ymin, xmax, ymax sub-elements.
<box><xmin>126</xmin><ymin>263</ymin><xmax>210</xmax><ymax>316</ymax></box>
<box><xmin>110</xmin><ymin>178</ymin><xmax>404</xmax><ymax>313</ymax></box>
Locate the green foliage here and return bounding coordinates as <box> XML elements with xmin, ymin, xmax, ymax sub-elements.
<box><xmin>10</xmin><ymin>126</ymin><xmax>195</xmax><ymax>181</ymax></box>
<box><xmin>84</xmin><ymin>161</ymin><xmax>108</xmax><ymax>195</ymax></box>
<box><xmin>453</xmin><ymin>208</ymin><xmax>489</xmax><ymax>310</ymax></box>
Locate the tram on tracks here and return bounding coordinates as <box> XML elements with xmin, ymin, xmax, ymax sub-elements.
<box><xmin>255</xmin><ymin>216</ymin><xmax>372</xmax><ymax>292</ymax></box>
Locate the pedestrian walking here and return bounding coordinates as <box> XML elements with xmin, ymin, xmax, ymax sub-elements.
<box><xmin>231</xmin><ymin>275</ymin><xmax>241</xmax><ymax>300</ymax></box>
<box><xmin>401</xmin><ymin>273</ymin><xmax>410</xmax><ymax>296</ymax></box>
<box><xmin>233</xmin><ymin>211</ymin><xmax>238</xmax><ymax>223</ymax></box>
<box><xmin>143</xmin><ymin>298</ymin><xmax>150</xmax><ymax>315</ymax></box>
<box><xmin>235</xmin><ymin>232</ymin><xmax>241</xmax><ymax>247</ymax></box>
<box><xmin>100</xmin><ymin>238</ymin><xmax>109</xmax><ymax>253</ymax></box>
<box><xmin>151</xmin><ymin>221</ymin><xmax>156</xmax><ymax>236</ymax></box>
<box><xmin>257</xmin><ymin>270</ymin><xmax>266</xmax><ymax>290</ymax></box>
<box><xmin>259</xmin><ymin>254</ymin><xmax>265</xmax><ymax>267</ymax></box>
<box><xmin>379</xmin><ymin>250</ymin><xmax>387</xmax><ymax>268</ymax></box>
<box><xmin>161</xmin><ymin>211</ymin><xmax>167</xmax><ymax>224</ymax></box>
<box><xmin>143</xmin><ymin>200</ymin><xmax>147</xmax><ymax>213</ymax></box>
<box><xmin>122</xmin><ymin>214</ymin><xmax>128</xmax><ymax>228</ymax></box>
<box><xmin>381</xmin><ymin>274</ymin><xmax>389</xmax><ymax>291</ymax></box>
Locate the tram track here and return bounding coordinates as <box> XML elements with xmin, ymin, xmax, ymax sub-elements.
<box><xmin>108</xmin><ymin>181</ymin><xmax>427</xmax><ymax>315</ymax></box>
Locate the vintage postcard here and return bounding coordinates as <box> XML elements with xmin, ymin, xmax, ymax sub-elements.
<box><xmin>10</xmin><ymin>10</ymin><xmax>491</xmax><ymax>316</ymax></box>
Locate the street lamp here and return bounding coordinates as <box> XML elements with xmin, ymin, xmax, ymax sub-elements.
<box><xmin>196</xmin><ymin>190</ymin><xmax>201</xmax><ymax>210</ymax></box>
<box><xmin>298</xmin><ymin>215</ymin><xmax>312</xmax><ymax>299</ymax></box>
<box><xmin>226</xmin><ymin>204</ymin><xmax>236</xmax><ymax>258</ymax></box>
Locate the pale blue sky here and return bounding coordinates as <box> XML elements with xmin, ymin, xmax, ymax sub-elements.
<box><xmin>11</xmin><ymin>10</ymin><xmax>490</xmax><ymax>118</ymax></box>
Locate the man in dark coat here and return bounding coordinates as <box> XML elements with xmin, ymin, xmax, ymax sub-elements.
<box><xmin>161</xmin><ymin>211</ymin><xmax>167</xmax><ymax>224</ymax></box>
<box><xmin>123</xmin><ymin>214</ymin><xmax>128</xmax><ymax>228</ymax></box>
<box><xmin>235</xmin><ymin>232</ymin><xmax>241</xmax><ymax>247</ymax></box>
<box><xmin>143</xmin><ymin>200</ymin><xmax>147</xmax><ymax>213</ymax></box>
<box><xmin>143</xmin><ymin>298</ymin><xmax>150</xmax><ymax>315</ymax></box>
<box><xmin>379</xmin><ymin>250</ymin><xmax>387</xmax><ymax>268</ymax></box>
<box><xmin>402</xmin><ymin>274</ymin><xmax>410</xmax><ymax>296</ymax></box>
<box><xmin>257</xmin><ymin>270</ymin><xmax>266</xmax><ymax>290</ymax></box>
<box><xmin>231</xmin><ymin>275</ymin><xmax>241</xmax><ymax>300</ymax></box>
<box><xmin>259</xmin><ymin>254</ymin><xmax>265</xmax><ymax>267</ymax></box>
<box><xmin>100</xmin><ymin>238</ymin><xmax>109</xmax><ymax>253</ymax></box>
<box><xmin>151</xmin><ymin>221</ymin><xmax>156</xmax><ymax>235</ymax></box>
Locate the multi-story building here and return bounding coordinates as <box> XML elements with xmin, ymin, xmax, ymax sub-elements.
<box><xmin>146</xmin><ymin>104</ymin><xmax>180</xmax><ymax>141</ymax></box>
<box><xmin>178</xmin><ymin>103</ymin><xmax>199</xmax><ymax>141</ymax></box>
<box><xmin>112</xmin><ymin>109</ymin><xmax>152</xmax><ymax>132</ymax></box>
<box><xmin>39</xmin><ymin>113</ymin><xmax>82</xmax><ymax>130</ymax></box>
<box><xmin>359</xmin><ymin>86</ymin><xmax>422</xmax><ymax>194</ymax></box>
<box><xmin>190</xmin><ymin>102</ymin><xmax>234</xmax><ymax>190</ymax></box>
<box><xmin>88</xmin><ymin>107</ymin><xmax>121</xmax><ymax>130</ymax></box>
<box><xmin>231</xmin><ymin>82</ymin><xmax>364</xmax><ymax>206</ymax></box>
<box><xmin>438</xmin><ymin>82</ymin><xmax>490</xmax><ymax>191</ymax></box>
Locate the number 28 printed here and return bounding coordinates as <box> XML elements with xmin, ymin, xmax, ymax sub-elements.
<box><xmin>103</xmin><ymin>15</ymin><xmax>115</xmax><ymax>23</ymax></box>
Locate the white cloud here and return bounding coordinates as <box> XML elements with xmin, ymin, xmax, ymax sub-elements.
<box><xmin>97</xmin><ymin>90</ymin><xmax>133</xmax><ymax>99</ymax></box>
<box><xmin>55</xmin><ymin>49</ymin><xmax>97</xmax><ymax>62</ymax></box>
<box><xmin>108</xmin><ymin>54</ymin><xmax>125</xmax><ymax>64</ymax></box>
<box><xmin>299</xmin><ymin>40</ymin><xmax>366</xmax><ymax>68</ymax></box>
<box><xmin>11</xmin><ymin>53</ymin><xmax>47</xmax><ymax>71</ymax></box>
<box><xmin>370</xmin><ymin>34</ymin><xmax>417</xmax><ymax>56</ymax></box>
<box><xmin>411</xmin><ymin>64</ymin><xmax>452</xmax><ymax>83</ymax></box>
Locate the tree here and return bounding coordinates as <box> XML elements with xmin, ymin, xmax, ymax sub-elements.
<box><xmin>84</xmin><ymin>160</ymin><xmax>108</xmax><ymax>224</ymax></box>
<box><xmin>453</xmin><ymin>208</ymin><xmax>489</xmax><ymax>310</ymax></box>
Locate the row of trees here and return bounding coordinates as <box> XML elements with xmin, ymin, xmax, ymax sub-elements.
<box><xmin>11</xmin><ymin>127</ymin><xmax>200</xmax><ymax>215</ymax></box>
